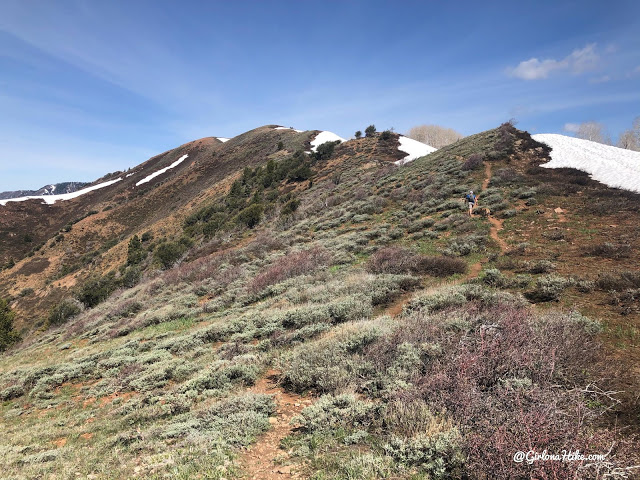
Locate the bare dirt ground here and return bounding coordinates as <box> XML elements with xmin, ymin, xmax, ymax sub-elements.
<box><xmin>238</xmin><ymin>369</ymin><xmax>312</xmax><ymax>479</ymax></box>
<box><xmin>481</xmin><ymin>162</ymin><xmax>508</xmax><ymax>254</ymax></box>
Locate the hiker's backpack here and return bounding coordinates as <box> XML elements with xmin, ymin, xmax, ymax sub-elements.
<box><xmin>465</xmin><ymin>194</ymin><xmax>476</xmax><ymax>203</ymax></box>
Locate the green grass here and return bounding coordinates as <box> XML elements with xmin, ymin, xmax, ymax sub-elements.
<box><xmin>140</xmin><ymin>316</ymin><xmax>196</xmax><ymax>335</ymax></box>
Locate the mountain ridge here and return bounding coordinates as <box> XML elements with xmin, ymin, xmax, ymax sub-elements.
<box><xmin>1</xmin><ymin>122</ymin><xmax>639</xmax><ymax>478</ymax></box>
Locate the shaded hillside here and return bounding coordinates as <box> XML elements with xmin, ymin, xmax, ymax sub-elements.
<box><xmin>0</xmin><ymin>123</ymin><xmax>638</xmax><ymax>479</ymax></box>
<box><xmin>0</xmin><ymin>126</ymin><xmax>382</xmax><ymax>328</ymax></box>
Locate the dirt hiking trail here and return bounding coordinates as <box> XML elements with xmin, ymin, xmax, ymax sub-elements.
<box><xmin>482</xmin><ymin>162</ymin><xmax>508</xmax><ymax>254</ymax></box>
<box><xmin>239</xmin><ymin>369</ymin><xmax>311</xmax><ymax>479</ymax></box>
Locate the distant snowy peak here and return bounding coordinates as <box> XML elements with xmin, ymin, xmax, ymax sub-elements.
<box><xmin>394</xmin><ymin>136</ymin><xmax>437</xmax><ymax>165</ymax></box>
<box><xmin>0</xmin><ymin>181</ymin><xmax>91</xmax><ymax>201</ymax></box>
<box><xmin>310</xmin><ymin>131</ymin><xmax>346</xmax><ymax>152</ymax></box>
<box><xmin>216</xmin><ymin>137</ymin><xmax>230</xmax><ymax>143</ymax></box>
<box><xmin>532</xmin><ymin>134</ymin><xmax>640</xmax><ymax>193</ymax></box>
<box><xmin>136</xmin><ymin>154</ymin><xmax>189</xmax><ymax>187</ymax></box>
<box><xmin>0</xmin><ymin>178</ymin><xmax>122</xmax><ymax>206</ymax></box>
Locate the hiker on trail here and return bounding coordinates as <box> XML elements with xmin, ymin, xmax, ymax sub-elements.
<box><xmin>464</xmin><ymin>190</ymin><xmax>477</xmax><ymax>216</ymax></box>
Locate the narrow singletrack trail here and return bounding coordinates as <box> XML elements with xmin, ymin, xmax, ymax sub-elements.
<box><xmin>482</xmin><ymin>162</ymin><xmax>508</xmax><ymax>254</ymax></box>
<box><xmin>239</xmin><ymin>369</ymin><xmax>311</xmax><ymax>479</ymax></box>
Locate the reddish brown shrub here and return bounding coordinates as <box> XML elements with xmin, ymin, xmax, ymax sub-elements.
<box><xmin>249</xmin><ymin>246</ymin><xmax>332</xmax><ymax>294</ymax></box>
<box><xmin>366</xmin><ymin>247</ymin><xmax>418</xmax><ymax>274</ymax></box>
<box><xmin>362</xmin><ymin>299</ymin><xmax>628</xmax><ymax>479</ymax></box>
<box><xmin>462</xmin><ymin>153</ymin><xmax>484</xmax><ymax>171</ymax></box>
<box><xmin>367</xmin><ymin>247</ymin><xmax>466</xmax><ymax>277</ymax></box>
<box><xmin>415</xmin><ymin>256</ymin><xmax>467</xmax><ymax>277</ymax></box>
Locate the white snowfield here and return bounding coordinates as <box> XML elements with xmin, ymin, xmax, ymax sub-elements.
<box><xmin>136</xmin><ymin>154</ymin><xmax>189</xmax><ymax>187</ymax></box>
<box><xmin>532</xmin><ymin>134</ymin><xmax>640</xmax><ymax>193</ymax></box>
<box><xmin>274</xmin><ymin>126</ymin><xmax>304</xmax><ymax>133</ymax></box>
<box><xmin>310</xmin><ymin>131</ymin><xmax>346</xmax><ymax>152</ymax></box>
<box><xmin>394</xmin><ymin>136</ymin><xmax>437</xmax><ymax>165</ymax></box>
<box><xmin>216</xmin><ymin>137</ymin><xmax>230</xmax><ymax>143</ymax></box>
<box><xmin>0</xmin><ymin>178</ymin><xmax>122</xmax><ymax>206</ymax></box>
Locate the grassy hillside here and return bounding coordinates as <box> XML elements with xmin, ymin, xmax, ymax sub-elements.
<box><xmin>1</xmin><ymin>124</ymin><xmax>639</xmax><ymax>479</ymax></box>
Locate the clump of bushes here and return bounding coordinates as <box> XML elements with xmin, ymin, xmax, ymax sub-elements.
<box><xmin>235</xmin><ymin>203</ymin><xmax>263</xmax><ymax>228</ymax></box>
<box><xmin>383</xmin><ymin>432</ymin><xmax>464</xmax><ymax>477</ymax></box>
<box><xmin>366</xmin><ymin>247</ymin><xmax>418</xmax><ymax>275</ymax></box>
<box><xmin>366</xmin><ymin>247</ymin><xmax>466</xmax><ymax>277</ymax></box>
<box><xmin>154</xmin><ymin>238</ymin><xmax>192</xmax><ymax>269</ymax></box>
<box><xmin>444</xmin><ymin>235</ymin><xmax>484</xmax><ymax>257</ymax></box>
<box><xmin>48</xmin><ymin>298</ymin><xmax>83</xmax><ymax>326</ymax></box>
<box><xmin>312</xmin><ymin>140</ymin><xmax>340</xmax><ymax>162</ymax></box>
<box><xmin>595</xmin><ymin>271</ymin><xmax>640</xmax><ymax>291</ymax></box>
<box><xmin>480</xmin><ymin>268</ymin><xmax>509</xmax><ymax>288</ymax></box>
<box><xmin>379</xmin><ymin>130</ymin><xmax>393</xmax><ymax>141</ymax></box>
<box><xmin>416</xmin><ymin>256</ymin><xmax>467</xmax><ymax>277</ymax></box>
<box><xmin>159</xmin><ymin>393</ymin><xmax>275</xmax><ymax>446</ymax></box>
<box><xmin>284</xmin><ymin>323</ymin><xmax>381</xmax><ymax>393</ymax></box>
<box><xmin>76</xmin><ymin>272</ymin><xmax>119</xmax><ymax>308</ymax></box>
<box><xmin>586</xmin><ymin>242</ymin><xmax>631</xmax><ymax>259</ymax></box>
<box><xmin>461</xmin><ymin>153</ymin><xmax>483</xmax><ymax>171</ymax></box>
<box><xmin>521</xmin><ymin>259</ymin><xmax>556</xmax><ymax>274</ymax></box>
<box><xmin>294</xmin><ymin>394</ymin><xmax>382</xmax><ymax>433</ymax></box>
<box><xmin>249</xmin><ymin>246</ymin><xmax>332</xmax><ymax>294</ymax></box>
<box><xmin>525</xmin><ymin>275</ymin><xmax>572</xmax><ymax>302</ymax></box>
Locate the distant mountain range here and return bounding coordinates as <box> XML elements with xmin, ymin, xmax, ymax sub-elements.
<box><xmin>0</xmin><ymin>181</ymin><xmax>90</xmax><ymax>200</ymax></box>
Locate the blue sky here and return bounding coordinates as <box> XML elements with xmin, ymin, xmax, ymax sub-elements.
<box><xmin>1</xmin><ymin>0</ymin><xmax>639</xmax><ymax>191</ymax></box>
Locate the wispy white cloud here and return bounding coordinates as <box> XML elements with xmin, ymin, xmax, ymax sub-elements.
<box><xmin>507</xmin><ymin>43</ymin><xmax>600</xmax><ymax>80</ymax></box>
<box><xmin>508</xmin><ymin>58</ymin><xmax>565</xmax><ymax>80</ymax></box>
<box><xmin>563</xmin><ymin>123</ymin><xmax>581</xmax><ymax>133</ymax></box>
<box><xmin>589</xmin><ymin>75</ymin><xmax>611</xmax><ymax>84</ymax></box>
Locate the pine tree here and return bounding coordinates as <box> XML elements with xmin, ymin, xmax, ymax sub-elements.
<box><xmin>0</xmin><ymin>298</ymin><xmax>19</xmax><ymax>351</ymax></box>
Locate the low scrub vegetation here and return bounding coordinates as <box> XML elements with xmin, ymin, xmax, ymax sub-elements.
<box><xmin>283</xmin><ymin>286</ymin><xmax>633</xmax><ymax>479</ymax></box>
<box><xmin>249</xmin><ymin>246</ymin><xmax>332</xmax><ymax>294</ymax></box>
<box><xmin>366</xmin><ymin>247</ymin><xmax>466</xmax><ymax>277</ymax></box>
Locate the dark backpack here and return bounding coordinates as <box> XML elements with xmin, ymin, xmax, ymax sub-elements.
<box><xmin>465</xmin><ymin>194</ymin><xmax>476</xmax><ymax>203</ymax></box>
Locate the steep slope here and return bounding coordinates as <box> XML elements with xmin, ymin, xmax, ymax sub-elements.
<box><xmin>0</xmin><ymin>124</ymin><xmax>638</xmax><ymax>479</ymax></box>
<box><xmin>0</xmin><ymin>126</ymin><xmax>322</xmax><ymax>326</ymax></box>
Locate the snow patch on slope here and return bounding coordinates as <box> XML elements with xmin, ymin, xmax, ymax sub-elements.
<box><xmin>394</xmin><ymin>136</ymin><xmax>437</xmax><ymax>165</ymax></box>
<box><xmin>532</xmin><ymin>134</ymin><xmax>640</xmax><ymax>193</ymax></box>
<box><xmin>275</xmin><ymin>126</ymin><xmax>304</xmax><ymax>133</ymax></box>
<box><xmin>136</xmin><ymin>154</ymin><xmax>189</xmax><ymax>187</ymax></box>
<box><xmin>0</xmin><ymin>178</ymin><xmax>122</xmax><ymax>206</ymax></box>
<box><xmin>216</xmin><ymin>137</ymin><xmax>230</xmax><ymax>143</ymax></box>
<box><xmin>310</xmin><ymin>131</ymin><xmax>345</xmax><ymax>152</ymax></box>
